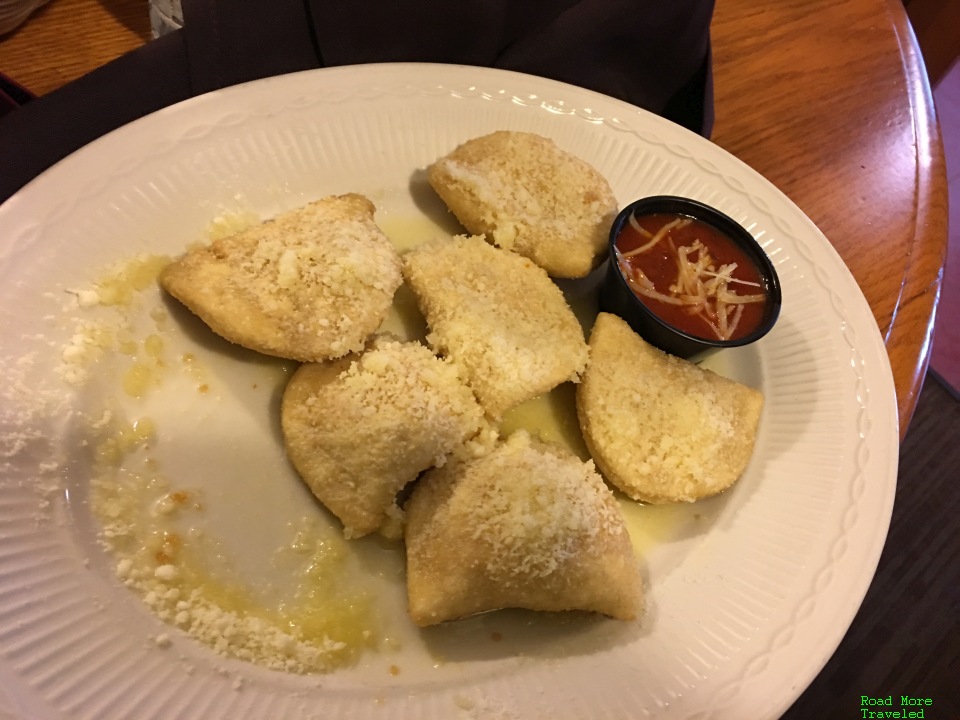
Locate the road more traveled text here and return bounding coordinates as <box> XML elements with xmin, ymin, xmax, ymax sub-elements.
<box><xmin>861</xmin><ymin>696</ymin><xmax>934</xmax><ymax>718</ymax></box>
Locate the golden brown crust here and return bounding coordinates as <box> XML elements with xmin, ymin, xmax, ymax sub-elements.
<box><xmin>404</xmin><ymin>431</ymin><xmax>642</xmax><ymax>626</ymax></box>
<box><xmin>577</xmin><ymin>313</ymin><xmax>764</xmax><ymax>503</ymax></box>
<box><xmin>160</xmin><ymin>193</ymin><xmax>402</xmax><ymax>362</ymax></box>
<box><xmin>427</xmin><ymin>131</ymin><xmax>617</xmax><ymax>278</ymax></box>
<box><xmin>401</xmin><ymin>234</ymin><xmax>588</xmax><ymax>419</ymax></box>
<box><xmin>280</xmin><ymin>339</ymin><xmax>485</xmax><ymax>538</ymax></box>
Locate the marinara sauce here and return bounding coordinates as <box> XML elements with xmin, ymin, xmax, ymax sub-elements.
<box><xmin>614</xmin><ymin>213</ymin><xmax>768</xmax><ymax>341</ymax></box>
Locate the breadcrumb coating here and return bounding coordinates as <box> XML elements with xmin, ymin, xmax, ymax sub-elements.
<box><xmin>281</xmin><ymin>338</ymin><xmax>485</xmax><ymax>538</ymax></box>
<box><xmin>160</xmin><ymin>193</ymin><xmax>402</xmax><ymax>362</ymax></box>
<box><xmin>405</xmin><ymin>431</ymin><xmax>642</xmax><ymax>626</ymax></box>
<box><xmin>577</xmin><ymin>313</ymin><xmax>764</xmax><ymax>503</ymax></box>
<box><xmin>402</xmin><ymin>235</ymin><xmax>588</xmax><ymax>418</ymax></box>
<box><xmin>428</xmin><ymin>131</ymin><xmax>617</xmax><ymax>278</ymax></box>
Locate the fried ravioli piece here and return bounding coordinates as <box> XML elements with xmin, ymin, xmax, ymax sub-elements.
<box><xmin>577</xmin><ymin>313</ymin><xmax>764</xmax><ymax>504</ymax></box>
<box><xmin>160</xmin><ymin>193</ymin><xmax>402</xmax><ymax>361</ymax></box>
<box><xmin>280</xmin><ymin>339</ymin><xmax>485</xmax><ymax>538</ymax></box>
<box><xmin>405</xmin><ymin>431</ymin><xmax>642</xmax><ymax>626</ymax></box>
<box><xmin>427</xmin><ymin>131</ymin><xmax>617</xmax><ymax>278</ymax></box>
<box><xmin>402</xmin><ymin>235</ymin><xmax>588</xmax><ymax>418</ymax></box>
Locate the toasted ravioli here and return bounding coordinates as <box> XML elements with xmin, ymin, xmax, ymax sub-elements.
<box><xmin>402</xmin><ymin>235</ymin><xmax>588</xmax><ymax>418</ymax></box>
<box><xmin>577</xmin><ymin>313</ymin><xmax>764</xmax><ymax>504</ymax></box>
<box><xmin>280</xmin><ymin>339</ymin><xmax>485</xmax><ymax>538</ymax></box>
<box><xmin>405</xmin><ymin>431</ymin><xmax>642</xmax><ymax>626</ymax></box>
<box><xmin>160</xmin><ymin>193</ymin><xmax>402</xmax><ymax>361</ymax></box>
<box><xmin>427</xmin><ymin>131</ymin><xmax>617</xmax><ymax>278</ymax></box>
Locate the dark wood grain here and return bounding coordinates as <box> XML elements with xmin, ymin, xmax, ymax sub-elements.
<box><xmin>905</xmin><ymin>0</ymin><xmax>960</xmax><ymax>85</ymax></box>
<box><xmin>0</xmin><ymin>0</ymin><xmax>150</xmax><ymax>94</ymax></box>
<box><xmin>711</xmin><ymin>0</ymin><xmax>949</xmax><ymax>438</ymax></box>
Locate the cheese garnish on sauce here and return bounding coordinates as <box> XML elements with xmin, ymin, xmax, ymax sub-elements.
<box><xmin>614</xmin><ymin>213</ymin><xmax>766</xmax><ymax>341</ymax></box>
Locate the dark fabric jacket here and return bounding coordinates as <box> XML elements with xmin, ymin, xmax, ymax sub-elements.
<box><xmin>0</xmin><ymin>0</ymin><xmax>715</xmax><ymax>204</ymax></box>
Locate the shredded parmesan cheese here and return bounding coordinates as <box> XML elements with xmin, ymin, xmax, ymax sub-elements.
<box><xmin>616</xmin><ymin>224</ymin><xmax>765</xmax><ymax>341</ymax></box>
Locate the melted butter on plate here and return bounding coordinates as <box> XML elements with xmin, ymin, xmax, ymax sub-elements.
<box><xmin>376</xmin><ymin>213</ymin><xmax>702</xmax><ymax>559</ymax></box>
<box><xmin>500</xmin><ymin>385</ymin><xmax>696</xmax><ymax>556</ymax></box>
<box><xmin>72</xmin><ymin>210</ymin><xmax>726</xmax><ymax>679</ymax></box>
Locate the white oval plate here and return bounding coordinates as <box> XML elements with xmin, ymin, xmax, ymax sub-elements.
<box><xmin>0</xmin><ymin>63</ymin><xmax>897</xmax><ymax>720</ymax></box>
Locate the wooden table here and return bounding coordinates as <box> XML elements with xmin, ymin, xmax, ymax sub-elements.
<box><xmin>711</xmin><ymin>0</ymin><xmax>949</xmax><ymax>440</ymax></box>
<box><xmin>0</xmin><ymin>0</ymin><xmax>948</xmax><ymax>439</ymax></box>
